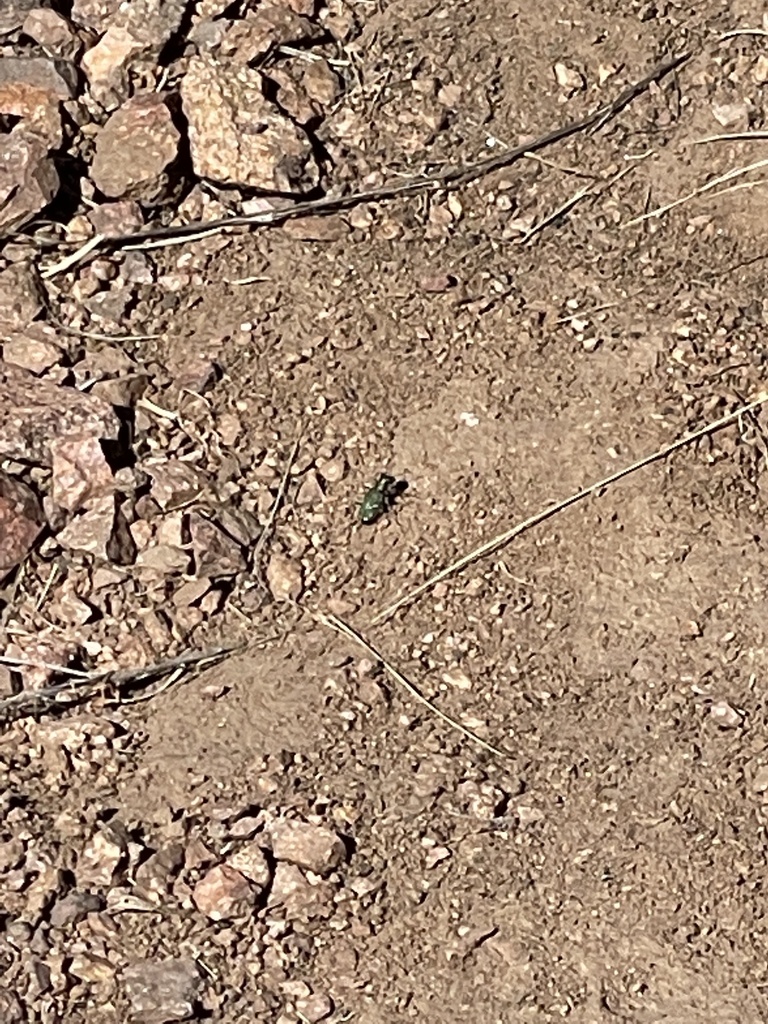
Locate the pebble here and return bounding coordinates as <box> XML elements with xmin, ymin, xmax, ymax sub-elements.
<box><xmin>122</xmin><ymin>958</ymin><xmax>202</xmax><ymax>1022</ymax></box>
<box><xmin>192</xmin><ymin>864</ymin><xmax>256</xmax><ymax>921</ymax></box>
<box><xmin>266</xmin><ymin>552</ymin><xmax>304</xmax><ymax>602</ymax></box>
<box><xmin>269</xmin><ymin>819</ymin><xmax>346</xmax><ymax>875</ymax></box>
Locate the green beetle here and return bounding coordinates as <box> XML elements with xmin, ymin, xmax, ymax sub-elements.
<box><xmin>359</xmin><ymin>474</ymin><xmax>403</xmax><ymax>525</ymax></box>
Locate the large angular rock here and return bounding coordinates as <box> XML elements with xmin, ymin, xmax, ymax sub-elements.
<box><xmin>80</xmin><ymin>0</ymin><xmax>188</xmax><ymax>106</ymax></box>
<box><xmin>0</xmin><ymin>262</ymin><xmax>46</xmax><ymax>332</ymax></box>
<box><xmin>217</xmin><ymin>6</ymin><xmax>322</xmax><ymax>63</ymax></box>
<box><xmin>0</xmin><ymin>58</ymin><xmax>76</xmax><ymax>146</ymax></box>
<box><xmin>0</xmin><ymin>471</ymin><xmax>43</xmax><ymax>580</ymax></box>
<box><xmin>0</xmin><ymin>363</ymin><xmax>119</xmax><ymax>465</ymax></box>
<box><xmin>122</xmin><ymin>958</ymin><xmax>202</xmax><ymax>1023</ymax></box>
<box><xmin>0</xmin><ymin>129</ymin><xmax>59</xmax><ymax>237</ymax></box>
<box><xmin>0</xmin><ymin>0</ymin><xmax>40</xmax><ymax>35</ymax></box>
<box><xmin>0</xmin><ymin>56</ymin><xmax>77</xmax><ymax>100</ymax></box>
<box><xmin>180</xmin><ymin>55</ymin><xmax>318</xmax><ymax>193</ymax></box>
<box><xmin>91</xmin><ymin>93</ymin><xmax>181</xmax><ymax>204</ymax></box>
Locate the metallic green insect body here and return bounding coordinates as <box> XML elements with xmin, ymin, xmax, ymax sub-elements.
<box><xmin>359</xmin><ymin>474</ymin><xmax>399</xmax><ymax>525</ymax></box>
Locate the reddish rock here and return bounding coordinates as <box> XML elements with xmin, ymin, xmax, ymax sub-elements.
<box><xmin>56</xmin><ymin>495</ymin><xmax>116</xmax><ymax>559</ymax></box>
<box><xmin>0</xmin><ymin>363</ymin><xmax>119</xmax><ymax>466</ymax></box>
<box><xmin>51</xmin><ymin>434</ymin><xmax>115</xmax><ymax>513</ymax></box>
<box><xmin>181</xmin><ymin>55</ymin><xmax>318</xmax><ymax>193</ymax></box>
<box><xmin>192</xmin><ymin>864</ymin><xmax>255</xmax><ymax>920</ymax></box>
<box><xmin>269</xmin><ymin>819</ymin><xmax>345</xmax><ymax>874</ymax></box>
<box><xmin>91</xmin><ymin>93</ymin><xmax>181</xmax><ymax>204</ymax></box>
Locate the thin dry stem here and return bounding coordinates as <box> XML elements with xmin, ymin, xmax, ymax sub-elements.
<box><xmin>373</xmin><ymin>392</ymin><xmax>768</xmax><ymax>624</ymax></box>
<box><xmin>623</xmin><ymin>158</ymin><xmax>768</xmax><ymax>227</ymax></box>
<box><xmin>317</xmin><ymin>612</ymin><xmax>506</xmax><ymax>757</ymax></box>
<box><xmin>42</xmin><ymin>233</ymin><xmax>104</xmax><ymax>279</ymax></box>
<box><xmin>250</xmin><ymin>429</ymin><xmax>303</xmax><ymax>571</ymax></box>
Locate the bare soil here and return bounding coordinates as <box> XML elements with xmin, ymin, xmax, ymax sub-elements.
<box><xmin>8</xmin><ymin>0</ymin><xmax>768</xmax><ymax>1021</ymax></box>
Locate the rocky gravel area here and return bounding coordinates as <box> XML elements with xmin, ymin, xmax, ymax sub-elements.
<box><xmin>5</xmin><ymin>0</ymin><xmax>768</xmax><ymax>1021</ymax></box>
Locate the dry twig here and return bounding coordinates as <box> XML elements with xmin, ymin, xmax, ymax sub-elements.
<box><xmin>316</xmin><ymin>611</ymin><xmax>506</xmax><ymax>757</ymax></box>
<box><xmin>250</xmin><ymin>429</ymin><xmax>303</xmax><ymax>574</ymax></box>
<box><xmin>622</xmin><ymin>158</ymin><xmax>768</xmax><ymax>227</ymax></box>
<box><xmin>373</xmin><ymin>392</ymin><xmax>768</xmax><ymax>624</ymax></box>
<box><xmin>39</xmin><ymin>51</ymin><xmax>689</xmax><ymax>274</ymax></box>
<box><xmin>0</xmin><ymin>647</ymin><xmax>238</xmax><ymax>727</ymax></box>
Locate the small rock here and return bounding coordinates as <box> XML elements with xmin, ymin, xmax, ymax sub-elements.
<box><xmin>77</xmin><ymin>827</ymin><xmax>127</xmax><ymax>887</ymax></box>
<box><xmin>269</xmin><ymin>819</ymin><xmax>345</xmax><ymax>874</ymax></box>
<box><xmin>282</xmin><ymin>215</ymin><xmax>348</xmax><ymax>242</ymax></box>
<box><xmin>181</xmin><ymin>54</ymin><xmax>319</xmax><ymax>193</ymax></box>
<box><xmin>51</xmin><ymin>435</ymin><xmax>115</xmax><ymax>512</ymax></box>
<box><xmin>295</xmin><ymin>469</ymin><xmax>324</xmax><ymax>505</ymax></box>
<box><xmin>226</xmin><ymin>842</ymin><xmax>271</xmax><ymax>889</ymax></box>
<box><xmin>3</xmin><ymin>636</ymin><xmax>74</xmax><ymax>691</ymax></box>
<box><xmin>554</xmin><ymin>62</ymin><xmax>584</xmax><ymax>93</ymax></box>
<box><xmin>0</xmin><ymin>990</ymin><xmax>25</xmax><ymax>1023</ymax></box>
<box><xmin>192</xmin><ymin>864</ymin><xmax>255</xmax><ymax>921</ymax></box>
<box><xmin>0</xmin><ymin>471</ymin><xmax>43</xmax><ymax>580</ymax></box>
<box><xmin>135</xmin><ymin>542</ymin><xmax>190</xmax><ymax>575</ymax></box>
<box><xmin>91</xmin><ymin>93</ymin><xmax>181</xmax><ymax>205</ymax></box>
<box><xmin>457</xmin><ymin>780</ymin><xmax>506</xmax><ymax>819</ymax></box>
<box><xmin>81</xmin><ymin>26</ymin><xmax>143</xmax><ymax>106</ymax></box>
<box><xmin>296</xmin><ymin>992</ymin><xmax>334</xmax><ymax>1022</ymax></box>
<box><xmin>0</xmin><ymin>0</ymin><xmax>39</xmax><ymax>34</ymax></box>
<box><xmin>709</xmin><ymin>699</ymin><xmax>743</xmax><ymax>729</ymax></box>
<box><xmin>442</xmin><ymin>667</ymin><xmax>472</xmax><ymax>691</ymax></box>
<box><xmin>189</xmin><ymin>513</ymin><xmax>246</xmax><ymax>577</ymax></box>
<box><xmin>2</xmin><ymin>332</ymin><xmax>61</xmax><ymax>374</ymax></box>
<box><xmin>68</xmin><ymin>953</ymin><xmax>115</xmax><ymax>986</ymax></box>
<box><xmin>419</xmin><ymin>272</ymin><xmax>456</xmax><ymax>293</ymax></box>
<box><xmin>316</xmin><ymin>452</ymin><xmax>346</xmax><ymax>483</ymax></box>
<box><xmin>0</xmin><ymin>56</ymin><xmax>77</xmax><ymax>100</ymax></box>
<box><xmin>134</xmin><ymin>844</ymin><xmax>184</xmax><ymax>895</ymax></box>
<box><xmin>0</xmin><ymin>261</ymin><xmax>45</xmax><ymax>331</ymax></box>
<box><xmin>0</xmin><ymin>128</ymin><xmax>58</xmax><ymax>237</ymax></box>
<box><xmin>56</xmin><ymin>495</ymin><xmax>116</xmax><ymax>558</ymax></box>
<box><xmin>22</xmin><ymin>10</ymin><xmax>80</xmax><ymax>59</ymax></box>
<box><xmin>752</xmin><ymin>764</ymin><xmax>768</xmax><ymax>793</ymax></box>
<box><xmin>425</xmin><ymin>845</ymin><xmax>451</xmax><ymax>868</ymax></box>
<box><xmin>267</xmin><ymin>861</ymin><xmax>334</xmax><ymax>920</ymax></box>
<box><xmin>147</xmin><ymin>460</ymin><xmax>206</xmax><ymax>510</ymax></box>
<box><xmin>754</xmin><ymin>55</ymin><xmax>768</xmax><ymax>85</ymax></box>
<box><xmin>0</xmin><ymin>362</ymin><xmax>119</xmax><ymax>466</ymax></box>
<box><xmin>711</xmin><ymin>101</ymin><xmax>749</xmax><ymax>129</ymax></box>
<box><xmin>0</xmin><ymin>78</ymin><xmax>62</xmax><ymax>147</ymax></box>
<box><xmin>122</xmin><ymin>958</ymin><xmax>202</xmax><ymax>1023</ymax></box>
<box><xmin>49</xmin><ymin>890</ymin><xmax>103</xmax><ymax>928</ymax></box>
<box><xmin>88</xmin><ymin>199</ymin><xmax>145</xmax><ymax>238</ymax></box>
<box><xmin>218</xmin><ymin>6</ymin><xmax>321</xmax><ymax>62</ymax></box>
<box><xmin>0</xmin><ymin>837</ymin><xmax>24</xmax><ymax>872</ymax></box>
<box><xmin>266</xmin><ymin>552</ymin><xmax>303</xmax><ymax>602</ymax></box>
<box><xmin>302</xmin><ymin>59</ymin><xmax>341</xmax><ymax>106</ymax></box>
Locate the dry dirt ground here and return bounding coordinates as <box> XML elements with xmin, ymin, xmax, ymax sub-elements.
<box><xmin>8</xmin><ymin>0</ymin><xmax>768</xmax><ymax>1021</ymax></box>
